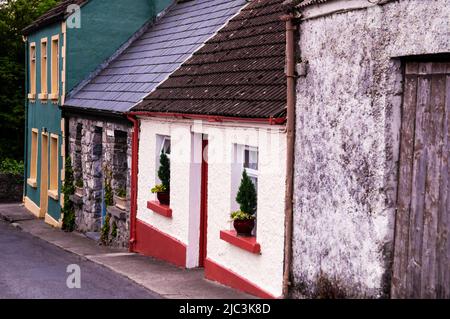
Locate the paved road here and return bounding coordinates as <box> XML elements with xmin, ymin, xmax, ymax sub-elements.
<box><xmin>0</xmin><ymin>221</ymin><xmax>160</xmax><ymax>299</ymax></box>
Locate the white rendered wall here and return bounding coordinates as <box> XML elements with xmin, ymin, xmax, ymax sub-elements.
<box><xmin>137</xmin><ymin>118</ymin><xmax>287</xmax><ymax>296</ymax></box>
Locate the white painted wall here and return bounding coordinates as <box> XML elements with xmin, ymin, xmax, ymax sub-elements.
<box><xmin>137</xmin><ymin>117</ymin><xmax>287</xmax><ymax>297</ymax></box>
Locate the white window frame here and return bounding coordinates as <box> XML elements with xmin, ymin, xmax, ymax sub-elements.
<box><xmin>28</xmin><ymin>43</ymin><xmax>37</xmax><ymax>99</ymax></box>
<box><xmin>39</xmin><ymin>38</ymin><xmax>48</xmax><ymax>99</ymax></box>
<box><xmin>50</xmin><ymin>35</ymin><xmax>59</xmax><ymax>100</ymax></box>
<box><xmin>243</xmin><ymin>146</ymin><xmax>259</xmax><ymax>183</ymax></box>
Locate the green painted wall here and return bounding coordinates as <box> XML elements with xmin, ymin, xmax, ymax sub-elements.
<box><xmin>25</xmin><ymin>23</ymin><xmax>64</xmax><ymax>221</ymax></box>
<box><xmin>66</xmin><ymin>0</ymin><xmax>173</xmax><ymax>91</ymax></box>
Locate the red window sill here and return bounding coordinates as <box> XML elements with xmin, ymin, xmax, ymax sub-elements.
<box><xmin>220</xmin><ymin>230</ymin><xmax>261</xmax><ymax>254</ymax></box>
<box><xmin>147</xmin><ymin>200</ymin><xmax>172</xmax><ymax>218</ymax></box>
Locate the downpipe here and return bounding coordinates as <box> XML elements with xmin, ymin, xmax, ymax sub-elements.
<box><xmin>280</xmin><ymin>12</ymin><xmax>297</xmax><ymax>299</ymax></box>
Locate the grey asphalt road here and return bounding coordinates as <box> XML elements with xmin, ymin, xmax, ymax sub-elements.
<box><xmin>0</xmin><ymin>221</ymin><xmax>160</xmax><ymax>299</ymax></box>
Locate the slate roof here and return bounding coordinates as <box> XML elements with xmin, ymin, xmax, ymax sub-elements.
<box><xmin>23</xmin><ymin>0</ymin><xmax>87</xmax><ymax>35</ymax></box>
<box><xmin>64</xmin><ymin>0</ymin><xmax>247</xmax><ymax>113</ymax></box>
<box><xmin>131</xmin><ymin>0</ymin><xmax>287</xmax><ymax>119</ymax></box>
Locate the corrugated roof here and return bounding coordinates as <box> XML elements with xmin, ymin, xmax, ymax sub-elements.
<box><xmin>131</xmin><ymin>0</ymin><xmax>287</xmax><ymax>119</ymax></box>
<box><xmin>294</xmin><ymin>0</ymin><xmax>332</xmax><ymax>8</ymax></box>
<box><xmin>23</xmin><ymin>0</ymin><xmax>87</xmax><ymax>35</ymax></box>
<box><xmin>64</xmin><ymin>0</ymin><xmax>247</xmax><ymax>113</ymax></box>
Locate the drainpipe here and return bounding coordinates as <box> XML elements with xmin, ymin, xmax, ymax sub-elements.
<box><xmin>23</xmin><ymin>36</ymin><xmax>29</xmax><ymax>201</ymax></box>
<box><xmin>127</xmin><ymin>114</ymin><xmax>139</xmax><ymax>251</ymax></box>
<box><xmin>280</xmin><ymin>11</ymin><xmax>297</xmax><ymax>299</ymax></box>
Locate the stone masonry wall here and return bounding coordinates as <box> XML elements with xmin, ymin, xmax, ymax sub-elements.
<box><xmin>292</xmin><ymin>0</ymin><xmax>450</xmax><ymax>298</ymax></box>
<box><xmin>68</xmin><ymin>116</ymin><xmax>132</xmax><ymax>248</ymax></box>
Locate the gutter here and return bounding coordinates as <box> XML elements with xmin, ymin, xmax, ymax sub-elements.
<box><xmin>127</xmin><ymin>111</ymin><xmax>286</xmax><ymax>126</ymax></box>
<box><xmin>127</xmin><ymin>114</ymin><xmax>139</xmax><ymax>250</ymax></box>
<box><xmin>280</xmin><ymin>10</ymin><xmax>297</xmax><ymax>299</ymax></box>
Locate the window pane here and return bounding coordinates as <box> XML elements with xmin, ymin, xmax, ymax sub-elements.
<box><xmin>244</xmin><ymin>149</ymin><xmax>258</xmax><ymax>170</ymax></box>
<box><xmin>162</xmin><ymin>138</ymin><xmax>171</xmax><ymax>155</ymax></box>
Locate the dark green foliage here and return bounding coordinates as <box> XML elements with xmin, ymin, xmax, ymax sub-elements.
<box><xmin>100</xmin><ymin>215</ymin><xmax>110</xmax><ymax>244</ymax></box>
<box><xmin>62</xmin><ymin>157</ymin><xmax>75</xmax><ymax>232</ymax></box>
<box><xmin>111</xmin><ymin>221</ymin><xmax>117</xmax><ymax>238</ymax></box>
<box><xmin>0</xmin><ymin>0</ymin><xmax>60</xmax><ymax>161</ymax></box>
<box><xmin>235</xmin><ymin>170</ymin><xmax>257</xmax><ymax>215</ymax></box>
<box><xmin>104</xmin><ymin>167</ymin><xmax>113</xmax><ymax>206</ymax></box>
<box><xmin>115</xmin><ymin>188</ymin><xmax>126</xmax><ymax>198</ymax></box>
<box><xmin>158</xmin><ymin>152</ymin><xmax>170</xmax><ymax>191</ymax></box>
<box><xmin>0</xmin><ymin>158</ymin><xmax>24</xmax><ymax>175</ymax></box>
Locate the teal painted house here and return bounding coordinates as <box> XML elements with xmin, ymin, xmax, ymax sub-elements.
<box><xmin>23</xmin><ymin>0</ymin><xmax>171</xmax><ymax>226</ymax></box>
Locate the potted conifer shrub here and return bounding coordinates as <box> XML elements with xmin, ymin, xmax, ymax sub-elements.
<box><xmin>231</xmin><ymin>170</ymin><xmax>257</xmax><ymax>237</ymax></box>
<box><xmin>151</xmin><ymin>152</ymin><xmax>170</xmax><ymax>205</ymax></box>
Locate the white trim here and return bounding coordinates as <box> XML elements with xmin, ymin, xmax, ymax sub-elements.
<box><xmin>24</xmin><ymin>196</ymin><xmax>41</xmax><ymax>218</ymax></box>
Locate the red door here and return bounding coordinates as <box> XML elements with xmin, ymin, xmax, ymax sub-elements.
<box><xmin>199</xmin><ymin>137</ymin><xmax>208</xmax><ymax>267</ymax></box>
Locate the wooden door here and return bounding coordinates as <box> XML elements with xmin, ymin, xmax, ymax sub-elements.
<box><xmin>40</xmin><ymin>133</ymin><xmax>49</xmax><ymax>218</ymax></box>
<box><xmin>199</xmin><ymin>137</ymin><xmax>208</xmax><ymax>267</ymax></box>
<box><xmin>392</xmin><ymin>61</ymin><xmax>450</xmax><ymax>298</ymax></box>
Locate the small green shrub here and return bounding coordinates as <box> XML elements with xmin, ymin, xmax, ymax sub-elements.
<box><xmin>230</xmin><ymin>210</ymin><xmax>255</xmax><ymax>221</ymax></box>
<box><xmin>115</xmin><ymin>187</ymin><xmax>126</xmax><ymax>198</ymax></box>
<box><xmin>111</xmin><ymin>221</ymin><xmax>118</xmax><ymax>238</ymax></box>
<box><xmin>101</xmin><ymin>215</ymin><xmax>111</xmax><ymax>244</ymax></box>
<box><xmin>151</xmin><ymin>184</ymin><xmax>167</xmax><ymax>194</ymax></box>
<box><xmin>0</xmin><ymin>158</ymin><xmax>24</xmax><ymax>175</ymax></box>
<box><xmin>230</xmin><ymin>170</ymin><xmax>257</xmax><ymax>221</ymax></box>
<box><xmin>104</xmin><ymin>167</ymin><xmax>113</xmax><ymax>206</ymax></box>
<box><xmin>75</xmin><ymin>179</ymin><xmax>83</xmax><ymax>188</ymax></box>
<box><xmin>62</xmin><ymin>157</ymin><xmax>75</xmax><ymax>232</ymax></box>
<box><xmin>157</xmin><ymin>152</ymin><xmax>170</xmax><ymax>191</ymax></box>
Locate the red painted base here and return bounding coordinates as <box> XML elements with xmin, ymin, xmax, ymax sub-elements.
<box><xmin>134</xmin><ymin>219</ymin><xmax>186</xmax><ymax>268</ymax></box>
<box><xmin>204</xmin><ymin>258</ymin><xmax>276</xmax><ymax>299</ymax></box>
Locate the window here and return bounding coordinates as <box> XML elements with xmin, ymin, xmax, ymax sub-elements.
<box><xmin>231</xmin><ymin>144</ymin><xmax>259</xmax><ymax>236</ymax></box>
<box><xmin>27</xmin><ymin>129</ymin><xmax>38</xmax><ymax>188</ymax></box>
<box><xmin>49</xmin><ymin>134</ymin><xmax>59</xmax><ymax>198</ymax></box>
<box><xmin>40</xmin><ymin>38</ymin><xmax>48</xmax><ymax>99</ymax></box>
<box><xmin>155</xmin><ymin>135</ymin><xmax>171</xmax><ymax>186</ymax></box>
<box><xmin>232</xmin><ymin>144</ymin><xmax>259</xmax><ymax>204</ymax></box>
<box><xmin>160</xmin><ymin>136</ymin><xmax>171</xmax><ymax>158</ymax></box>
<box><xmin>29</xmin><ymin>43</ymin><xmax>36</xmax><ymax>99</ymax></box>
<box><xmin>50</xmin><ymin>35</ymin><xmax>59</xmax><ymax>99</ymax></box>
<box><xmin>243</xmin><ymin>146</ymin><xmax>258</xmax><ymax>191</ymax></box>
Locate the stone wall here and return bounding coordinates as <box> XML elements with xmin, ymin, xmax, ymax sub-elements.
<box><xmin>292</xmin><ymin>0</ymin><xmax>450</xmax><ymax>298</ymax></box>
<box><xmin>0</xmin><ymin>174</ymin><xmax>23</xmax><ymax>203</ymax></box>
<box><xmin>68</xmin><ymin>116</ymin><xmax>132</xmax><ymax>248</ymax></box>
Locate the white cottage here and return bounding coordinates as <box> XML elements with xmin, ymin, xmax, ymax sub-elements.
<box><xmin>128</xmin><ymin>0</ymin><xmax>293</xmax><ymax>298</ymax></box>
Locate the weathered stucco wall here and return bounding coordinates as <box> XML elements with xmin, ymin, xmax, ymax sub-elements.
<box><xmin>292</xmin><ymin>0</ymin><xmax>450</xmax><ymax>298</ymax></box>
